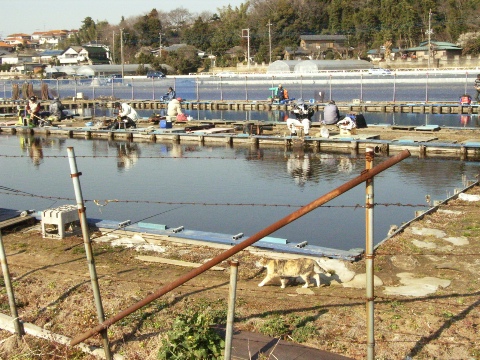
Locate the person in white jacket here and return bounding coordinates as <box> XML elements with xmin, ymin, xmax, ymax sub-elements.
<box><xmin>113</xmin><ymin>102</ymin><xmax>139</xmax><ymax>129</ymax></box>
<box><xmin>167</xmin><ymin>97</ymin><xmax>184</xmax><ymax>121</ymax></box>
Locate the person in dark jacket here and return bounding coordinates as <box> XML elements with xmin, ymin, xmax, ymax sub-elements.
<box><xmin>275</xmin><ymin>84</ymin><xmax>285</xmax><ymax>101</ymax></box>
<box><xmin>49</xmin><ymin>97</ymin><xmax>66</xmax><ymax>121</ymax></box>
<box><xmin>162</xmin><ymin>87</ymin><xmax>176</xmax><ymax>101</ymax></box>
<box><xmin>323</xmin><ymin>100</ymin><xmax>341</xmax><ymax>125</ymax></box>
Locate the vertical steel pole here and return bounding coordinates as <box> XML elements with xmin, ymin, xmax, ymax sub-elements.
<box><xmin>465</xmin><ymin>72</ymin><xmax>468</xmax><ymax>95</ymax></box>
<box><xmin>220</xmin><ymin>79</ymin><xmax>223</xmax><ymax>101</ymax></box>
<box><xmin>196</xmin><ymin>77</ymin><xmax>199</xmax><ymax>102</ymax></box>
<box><xmin>224</xmin><ymin>260</ymin><xmax>239</xmax><ymax>360</ymax></box>
<box><xmin>67</xmin><ymin>147</ymin><xmax>112</xmax><ymax>360</ymax></box>
<box><xmin>245</xmin><ymin>76</ymin><xmax>248</xmax><ymax>101</ymax></box>
<box><xmin>300</xmin><ymin>74</ymin><xmax>303</xmax><ymax>99</ymax></box>
<box><xmin>111</xmin><ymin>80</ymin><xmax>114</xmax><ymax>99</ymax></box>
<box><xmin>365</xmin><ymin>147</ymin><xmax>375</xmax><ymax>360</ymax></box>
<box><xmin>131</xmin><ymin>78</ymin><xmax>134</xmax><ymax>100</ymax></box>
<box><xmin>152</xmin><ymin>78</ymin><xmax>155</xmax><ymax>101</ymax></box>
<box><xmin>0</xmin><ymin>231</ymin><xmax>24</xmax><ymax>337</ymax></box>
<box><xmin>329</xmin><ymin>74</ymin><xmax>332</xmax><ymax>101</ymax></box>
<box><xmin>360</xmin><ymin>74</ymin><xmax>363</xmax><ymax>102</ymax></box>
<box><xmin>425</xmin><ymin>72</ymin><xmax>429</xmax><ymax>103</ymax></box>
<box><xmin>393</xmin><ymin>73</ymin><xmax>396</xmax><ymax>103</ymax></box>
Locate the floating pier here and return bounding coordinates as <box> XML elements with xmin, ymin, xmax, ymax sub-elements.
<box><xmin>1</xmin><ymin>99</ymin><xmax>480</xmax><ymax>115</ymax></box>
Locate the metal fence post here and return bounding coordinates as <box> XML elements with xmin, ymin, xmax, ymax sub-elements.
<box><xmin>152</xmin><ymin>78</ymin><xmax>155</xmax><ymax>101</ymax></box>
<box><xmin>425</xmin><ymin>72</ymin><xmax>429</xmax><ymax>103</ymax></box>
<box><xmin>67</xmin><ymin>147</ymin><xmax>112</xmax><ymax>360</ymax></box>
<box><xmin>224</xmin><ymin>260</ymin><xmax>239</xmax><ymax>360</ymax></box>
<box><xmin>329</xmin><ymin>74</ymin><xmax>332</xmax><ymax>101</ymax></box>
<box><xmin>360</xmin><ymin>73</ymin><xmax>363</xmax><ymax>102</ymax></box>
<box><xmin>393</xmin><ymin>73</ymin><xmax>397</xmax><ymax>103</ymax></box>
<box><xmin>365</xmin><ymin>147</ymin><xmax>375</xmax><ymax>360</ymax></box>
<box><xmin>0</xmin><ymin>231</ymin><xmax>24</xmax><ymax>338</ymax></box>
<box><xmin>131</xmin><ymin>78</ymin><xmax>134</xmax><ymax>100</ymax></box>
<box><xmin>196</xmin><ymin>77</ymin><xmax>200</xmax><ymax>102</ymax></box>
<box><xmin>245</xmin><ymin>76</ymin><xmax>248</xmax><ymax>101</ymax></box>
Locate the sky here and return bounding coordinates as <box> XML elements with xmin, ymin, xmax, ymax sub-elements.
<box><xmin>0</xmin><ymin>0</ymin><xmax>246</xmax><ymax>37</ymax></box>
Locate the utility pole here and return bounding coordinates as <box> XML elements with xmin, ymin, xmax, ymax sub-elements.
<box><xmin>242</xmin><ymin>29</ymin><xmax>250</xmax><ymax>69</ymax></box>
<box><xmin>159</xmin><ymin>32</ymin><xmax>162</xmax><ymax>51</ymax></box>
<box><xmin>120</xmin><ymin>28</ymin><xmax>124</xmax><ymax>78</ymax></box>
<box><xmin>267</xmin><ymin>21</ymin><xmax>272</xmax><ymax>64</ymax></box>
<box><xmin>427</xmin><ymin>9</ymin><xmax>433</xmax><ymax>69</ymax></box>
<box><xmin>112</xmin><ymin>31</ymin><xmax>115</xmax><ymax>64</ymax></box>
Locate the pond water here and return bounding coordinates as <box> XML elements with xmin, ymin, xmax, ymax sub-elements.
<box><xmin>1</xmin><ymin>133</ymin><xmax>478</xmax><ymax>251</ymax></box>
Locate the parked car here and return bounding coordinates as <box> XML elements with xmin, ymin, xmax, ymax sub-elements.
<box><xmin>368</xmin><ymin>68</ymin><xmax>392</xmax><ymax>75</ymax></box>
<box><xmin>146</xmin><ymin>71</ymin><xmax>166</xmax><ymax>78</ymax></box>
<box><xmin>47</xmin><ymin>71</ymin><xmax>68</xmax><ymax>79</ymax></box>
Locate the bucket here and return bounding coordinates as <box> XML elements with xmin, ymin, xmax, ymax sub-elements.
<box><xmin>160</xmin><ymin>120</ymin><xmax>172</xmax><ymax>129</ymax></box>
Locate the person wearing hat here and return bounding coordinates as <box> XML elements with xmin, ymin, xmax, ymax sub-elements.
<box><xmin>26</xmin><ymin>95</ymin><xmax>41</xmax><ymax>126</ymax></box>
<box><xmin>323</xmin><ymin>100</ymin><xmax>341</xmax><ymax>125</ymax></box>
<box><xmin>167</xmin><ymin>97</ymin><xmax>184</xmax><ymax>121</ymax></box>
<box><xmin>275</xmin><ymin>84</ymin><xmax>285</xmax><ymax>101</ymax></box>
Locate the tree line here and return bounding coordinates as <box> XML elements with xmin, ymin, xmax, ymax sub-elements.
<box><xmin>58</xmin><ymin>0</ymin><xmax>480</xmax><ymax>74</ymax></box>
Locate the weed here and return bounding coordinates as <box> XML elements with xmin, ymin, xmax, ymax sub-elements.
<box><xmin>442</xmin><ymin>310</ymin><xmax>454</xmax><ymax>318</ymax></box>
<box><xmin>258</xmin><ymin>315</ymin><xmax>289</xmax><ymax>337</ymax></box>
<box><xmin>291</xmin><ymin>323</ymin><xmax>318</xmax><ymax>343</ymax></box>
<box><xmin>158</xmin><ymin>308</ymin><xmax>224</xmax><ymax>359</ymax></box>
<box><xmin>72</xmin><ymin>246</ymin><xmax>85</xmax><ymax>255</ymax></box>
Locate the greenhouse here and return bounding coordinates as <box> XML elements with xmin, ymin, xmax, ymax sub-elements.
<box><xmin>294</xmin><ymin>60</ymin><xmax>371</xmax><ymax>73</ymax></box>
<box><xmin>266</xmin><ymin>60</ymin><xmax>301</xmax><ymax>74</ymax></box>
<box><xmin>267</xmin><ymin>59</ymin><xmax>372</xmax><ymax>74</ymax></box>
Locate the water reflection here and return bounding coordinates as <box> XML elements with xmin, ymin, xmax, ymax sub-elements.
<box><xmin>114</xmin><ymin>141</ymin><xmax>140</xmax><ymax>170</ymax></box>
<box><xmin>1</xmin><ymin>134</ymin><xmax>478</xmax><ymax>250</ymax></box>
<box><xmin>286</xmin><ymin>150</ymin><xmax>312</xmax><ymax>186</ymax></box>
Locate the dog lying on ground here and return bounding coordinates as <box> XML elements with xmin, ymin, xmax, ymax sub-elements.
<box><xmin>256</xmin><ymin>258</ymin><xmax>329</xmax><ymax>288</ymax></box>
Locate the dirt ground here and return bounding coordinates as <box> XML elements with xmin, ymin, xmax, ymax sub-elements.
<box><xmin>1</xmin><ymin>179</ymin><xmax>480</xmax><ymax>359</ymax></box>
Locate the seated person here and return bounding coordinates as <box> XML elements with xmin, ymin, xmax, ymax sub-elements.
<box><xmin>110</xmin><ymin>102</ymin><xmax>139</xmax><ymax>129</ymax></box>
<box><xmin>275</xmin><ymin>84</ymin><xmax>285</xmax><ymax>102</ymax></box>
<box><xmin>48</xmin><ymin>97</ymin><xmax>66</xmax><ymax>121</ymax></box>
<box><xmin>323</xmin><ymin>100</ymin><xmax>341</xmax><ymax>125</ymax></box>
<box><xmin>26</xmin><ymin>96</ymin><xmax>41</xmax><ymax>126</ymax></box>
<box><xmin>162</xmin><ymin>87</ymin><xmax>176</xmax><ymax>102</ymax></box>
<box><xmin>286</xmin><ymin>117</ymin><xmax>311</xmax><ymax>136</ymax></box>
<box><xmin>167</xmin><ymin>97</ymin><xmax>183</xmax><ymax>121</ymax></box>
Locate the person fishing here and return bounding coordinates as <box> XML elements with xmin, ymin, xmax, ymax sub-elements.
<box><xmin>26</xmin><ymin>95</ymin><xmax>41</xmax><ymax>126</ymax></box>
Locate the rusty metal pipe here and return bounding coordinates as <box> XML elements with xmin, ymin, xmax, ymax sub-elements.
<box><xmin>70</xmin><ymin>149</ymin><xmax>411</xmax><ymax>346</ymax></box>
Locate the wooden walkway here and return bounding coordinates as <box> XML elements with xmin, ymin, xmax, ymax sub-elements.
<box><xmin>1</xmin><ymin>99</ymin><xmax>480</xmax><ymax>115</ymax></box>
